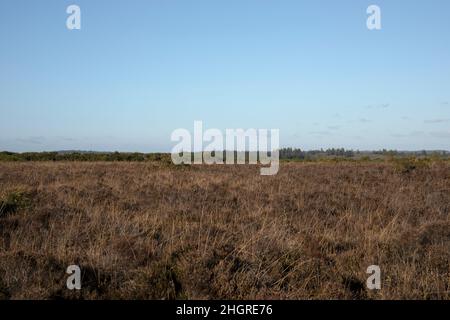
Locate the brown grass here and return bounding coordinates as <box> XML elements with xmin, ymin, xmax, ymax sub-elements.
<box><xmin>0</xmin><ymin>161</ymin><xmax>449</xmax><ymax>299</ymax></box>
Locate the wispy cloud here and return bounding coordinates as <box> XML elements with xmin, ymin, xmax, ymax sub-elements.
<box><xmin>391</xmin><ymin>133</ymin><xmax>406</xmax><ymax>138</ymax></box>
<box><xmin>16</xmin><ymin>136</ymin><xmax>45</xmax><ymax>145</ymax></box>
<box><xmin>391</xmin><ymin>131</ymin><xmax>425</xmax><ymax>138</ymax></box>
<box><xmin>309</xmin><ymin>131</ymin><xmax>331</xmax><ymax>136</ymax></box>
<box><xmin>359</xmin><ymin>118</ymin><xmax>371</xmax><ymax>123</ymax></box>
<box><xmin>391</xmin><ymin>131</ymin><xmax>450</xmax><ymax>139</ymax></box>
<box><xmin>424</xmin><ymin>118</ymin><xmax>450</xmax><ymax>124</ymax></box>
<box><xmin>366</xmin><ymin>103</ymin><xmax>390</xmax><ymax>109</ymax></box>
<box><xmin>327</xmin><ymin>125</ymin><xmax>340</xmax><ymax>130</ymax></box>
<box><xmin>430</xmin><ymin>131</ymin><xmax>450</xmax><ymax>139</ymax></box>
<box><xmin>57</xmin><ymin>136</ymin><xmax>77</xmax><ymax>142</ymax></box>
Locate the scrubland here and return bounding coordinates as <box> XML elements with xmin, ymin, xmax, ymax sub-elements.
<box><xmin>0</xmin><ymin>160</ymin><xmax>449</xmax><ymax>299</ymax></box>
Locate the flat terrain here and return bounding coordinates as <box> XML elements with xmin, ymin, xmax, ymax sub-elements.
<box><xmin>0</xmin><ymin>161</ymin><xmax>449</xmax><ymax>299</ymax></box>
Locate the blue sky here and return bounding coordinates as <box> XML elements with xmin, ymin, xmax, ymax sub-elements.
<box><xmin>1</xmin><ymin>0</ymin><xmax>449</xmax><ymax>152</ymax></box>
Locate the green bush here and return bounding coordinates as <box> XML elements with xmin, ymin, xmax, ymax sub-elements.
<box><xmin>0</xmin><ymin>190</ymin><xmax>32</xmax><ymax>216</ymax></box>
<box><xmin>392</xmin><ymin>157</ymin><xmax>431</xmax><ymax>174</ymax></box>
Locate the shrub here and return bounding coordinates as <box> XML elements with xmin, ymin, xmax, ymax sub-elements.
<box><xmin>0</xmin><ymin>190</ymin><xmax>31</xmax><ymax>217</ymax></box>
<box><xmin>392</xmin><ymin>157</ymin><xmax>430</xmax><ymax>174</ymax></box>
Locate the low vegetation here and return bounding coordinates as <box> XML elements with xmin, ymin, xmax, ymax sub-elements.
<box><xmin>0</xmin><ymin>159</ymin><xmax>449</xmax><ymax>299</ymax></box>
<box><xmin>1</xmin><ymin>149</ymin><xmax>449</xmax><ymax>163</ymax></box>
<box><xmin>0</xmin><ymin>190</ymin><xmax>32</xmax><ymax>217</ymax></box>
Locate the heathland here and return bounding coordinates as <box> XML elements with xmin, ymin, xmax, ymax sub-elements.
<box><xmin>0</xmin><ymin>156</ymin><xmax>449</xmax><ymax>299</ymax></box>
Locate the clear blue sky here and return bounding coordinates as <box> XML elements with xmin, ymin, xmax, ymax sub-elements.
<box><xmin>1</xmin><ymin>0</ymin><xmax>449</xmax><ymax>152</ymax></box>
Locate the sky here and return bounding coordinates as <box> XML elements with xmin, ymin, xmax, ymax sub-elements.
<box><xmin>0</xmin><ymin>0</ymin><xmax>449</xmax><ymax>152</ymax></box>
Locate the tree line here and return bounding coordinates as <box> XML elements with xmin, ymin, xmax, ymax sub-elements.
<box><xmin>0</xmin><ymin>149</ymin><xmax>448</xmax><ymax>162</ymax></box>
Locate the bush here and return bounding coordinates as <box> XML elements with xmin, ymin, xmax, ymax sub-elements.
<box><xmin>0</xmin><ymin>190</ymin><xmax>32</xmax><ymax>217</ymax></box>
<box><xmin>392</xmin><ymin>157</ymin><xmax>430</xmax><ymax>174</ymax></box>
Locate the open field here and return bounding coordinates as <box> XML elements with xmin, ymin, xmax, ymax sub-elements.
<box><xmin>0</xmin><ymin>161</ymin><xmax>449</xmax><ymax>299</ymax></box>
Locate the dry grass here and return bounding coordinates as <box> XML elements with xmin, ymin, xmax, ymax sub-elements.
<box><xmin>0</xmin><ymin>161</ymin><xmax>449</xmax><ymax>300</ymax></box>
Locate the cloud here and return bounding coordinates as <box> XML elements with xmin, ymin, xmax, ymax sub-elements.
<box><xmin>391</xmin><ymin>131</ymin><xmax>450</xmax><ymax>139</ymax></box>
<box><xmin>366</xmin><ymin>103</ymin><xmax>390</xmax><ymax>109</ymax></box>
<box><xmin>327</xmin><ymin>125</ymin><xmax>340</xmax><ymax>130</ymax></box>
<box><xmin>424</xmin><ymin>118</ymin><xmax>450</xmax><ymax>124</ymax></box>
<box><xmin>57</xmin><ymin>136</ymin><xmax>77</xmax><ymax>142</ymax></box>
<box><xmin>430</xmin><ymin>131</ymin><xmax>450</xmax><ymax>139</ymax></box>
<box><xmin>359</xmin><ymin>118</ymin><xmax>371</xmax><ymax>123</ymax></box>
<box><xmin>391</xmin><ymin>131</ymin><xmax>425</xmax><ymax>138</ymax></box>
<box><xmin>391</xmin><ymin>133</ymin><xmax>406</xmax><ymax>138</ymax></box>
<box><xmin>309</xmin><ymin>131</ymin><xmax>331</xmax><ymax>136</ymax></box>
<box><xmin>16</xmin><ymin>136</ymin><xmax>45</xmax><ymax>145</ymax></box>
